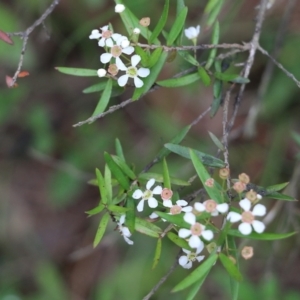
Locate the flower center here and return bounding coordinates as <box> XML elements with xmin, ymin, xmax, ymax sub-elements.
<box><xmin>241</xmin><ymin>211</ymin><xmax>254</xmax><ymax>223</ymax></box>
<box><xmin>187</xmin><ymin>252</ymin><xmax>197</xmax><ymax>262</ymax></box>
<box><xmin>102</xmin><ymin>29</ymin><xmax>112</xmax><ymax>39</ymax></box>
<box><xmin>143</xmin><ymin>189</ymin><xmax>152</xmax><ymax>200</ymax></box>
<box><xmin>246</xmin><ymin>189</ymin><xmax>257</xmax><ymax>203</ymax></box>
<box><xmin>205</xmin><ymin>200</ymin><xmax>217</xmax><ymax>212</ymax></box>
<box><xmin>111</xmin><ymin>45</ymin><xmax>122</xmax><ymax>57</ymax></box>
<box><xmin>170</xmin><ymin>205</ymin><xmax>182</xmax><ymax>215</ymax></box>
<box><xmin>205</xmin><ymin>178</ymin><xmax>214</xmax><ymax>187</ymax></box>
<box><xmin>161</xmin><ymin>188</ymin><xmax>173</xmax><ymax>200</ymax></box>
<box><xmin>108</xmin><ymin>64</ymin><xmax>118</xmax><ymax>76</ymax></box>
<box><xmin>190</xmin><ymin>222</ymin><xmax>203</xmax><ymax>236</ymax></box>
<box><xmin>126</xmin><ymin>66</ymin><xmax>138</xmax><ymax>78</ymax></box>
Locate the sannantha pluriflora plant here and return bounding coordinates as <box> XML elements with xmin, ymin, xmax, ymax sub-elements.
<box><xmin>56</xmin><ymin>1</ymin><xmax>297</xmax><ymax>298</ymax></box>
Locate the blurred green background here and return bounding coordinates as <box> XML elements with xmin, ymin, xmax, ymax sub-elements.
<box><xmin>1</xmin><ymin>0</ymin><xmax>300</xmax><ymax>299</ymax></box>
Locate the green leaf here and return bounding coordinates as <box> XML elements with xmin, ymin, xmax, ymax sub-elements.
<box><xmin>214</xmin><ymin>72</ymin><xmax>250</xmax><ymax>83</ymax></box>
<box><xmin>167</xmin><ymin>232</ymin><xmax>191</xmax><ymax>250</ymax></box>
<box><xmin>157</xmin><ymin>72</ymin><xmax>201</xmax><ymax>88</ymax></box>
<box><xmin>152</xmin><ymin>238</ymin><xmax>162</xmax><ymax>269</ymax></box>
<box><xmin>107</xmin><ymin>204</ymin><xmax>129</xmax><ymax>213</ymax></box>
<box><xmin>55</xmin><ymin>67</ymin><xmax>97</xmax><ymax>76</ymax></box>
<box><xmin>204</xmin><ymin>0</ymin><xmax>220</xmax><ymax>14</ymax></box>
<box><xmin>134</xmin><ymin>46</ymin><xmax>149</xmax><ymax>67</ymax></box>
<box><xmin>148</xmin><ymin>48</ymin><xmax>163</xmax><ymax>68</ymax></box>
<box><xmin>93</xmin><ymin>212</ymin><xmax>110</xmax><ymax>247</ymax></box>
<box><xmin>85</xmin><ymin>203</ymin><xmax>105</xmax><ymax>216</ymax></box>
<box><xmin>83</xmin><ymin>81</ymin><xmax>107</xmax><ymax>94</ymax></box>
<box><xmin>92</xmin><ymin>79</ymin><xmax>112</xmax><ymax>116</ymax></box>
<box><xmin>190</xmin><ymin>150</ymin><xmax>227</xmax><ymax>203</ymax></box>
<box><xmin>163</xmin><ymin>158</ymin><xmax>171</xmax><ymax>189</ymax></box>
<box><xmin>132</xmin><ymin>51</ymin><xmax>168</xmax><ymax>101</ymax></box>
<box><xmin>210</xmin><ymin>79</ymin><xmax>223</xmax><ymax>117</ymax></box>
<box><xmin>126</xmin><ymin>197</ymin><xmax>136</xmax><ymax>233</ymax></box>
<box><xmin>104</xmin><ymin>152</ymin><xmax>130</xmax><ymax>190</ymax></box>
<box><xmin>96</xmin><ymin>168</ymin><xmax>108</xmax><ymax>204</ymax></box>
<box><xmin>205</xmin><ymin>21</ymin><xmax>219</xmax><ymax>69</ymax></box>
<box><xmin>206</xmin><ymin>0</ymin><xmax>224</xmax><ymax>28</ymax></box>
<box><xmin>172</xmin><ymin>253</ymin><xmax>218</xmax><ymax>292</ymax></box>
<box><xmin>155</xmin><ymin>211</ymin><xmax>190</xmax><ymax>229</ymax></box>
<box><xmin>167</xmin><ymin>7</ymin><xmax>188</xmax><ymax>46</ymax></box>
<box><xmin>135</xmin><ymin>217</ymin><xmax>162</xmax><ymax>238</ymax></box>
<box><xmin>112</xmin><ymin>193</ymin><xmax>127</xmax><ymax>205</ymax></box>
<box><xmin>156</xmin><ymin>125</ymin><xmax>191</xmax><ymax>161</ymax></box>
<box><xmin>228</xmin><ymin>229</ymin><xmax>297</xmax><ymax>240</ymax></box>
<box><xmin>208</xmin><ymin>131</ymin><xmax>225</xmax><ymax>151</ymax></box>
<box><xmin>115</xmin><ymin>138</ymin><xmax>125</xmax><ymax>162</ymax></box>
<box><xmin>219</xmin><ymin>253</ymin><xmax>243</xmax><ymax>282</ymax></box>
<box><xmin>150</xmin><ymin>0</ymin><xmax>169</xmax><ymax>43</ymax></box>
<box><xmin>138</xmin><ymin>172</ymin><xmax>190</xmax><ymax>186</ymax></box>
<box><xmin>104</xmin><ymin>164</ymin><xmax>112</xmax><ymax>203</ymax></box>
<box><xmin>186</xmin><ymin>274</ymin><xmax>209</xmax><ymax>300</ymax></box>
<box><xmin>266</xmin><ymin>192</ymin><xmax>296</xmax><ymax>201</ymax></box>
<box><xmin>178</xmin><ymin>51</ymin><xmax>199</xmax><ymax>66</ymax></box>
<box><xmin>198</xmin><ymin>67</ymin><xmax>211</xmax><ymax>86</ymax></box>
<box><xmin>112</xmin><ymin>155</ymin><xmax>136</xmax><ymax>180</ymax></box>
<box><xmin>165</xmin><ymin>143</ymin><xmax>226</xmax><ymax>168</ymax></box>
<box><xmin>265</xmin><ymin>182</ymin><xmax>289</xmax><ymax>193</ymax></box>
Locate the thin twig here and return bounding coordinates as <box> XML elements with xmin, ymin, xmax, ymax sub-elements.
<box><xmin>6</xmin><ymin>0</ymin><xmax>60</xmax><ymax>87</ymax></box>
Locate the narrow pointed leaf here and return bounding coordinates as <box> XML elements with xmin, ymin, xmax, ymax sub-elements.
<box><xmin>165</xmin><ymin>143</ymin><xmax>226</xmax><ymax>168</ymax></box>
<box><xmin>93</xmin><ymin>212</ymin><xmax>110</xmax><ymax>247</ymax></box>
<box><xmin>152</xmin><ymin>238</ymin><xmax>162</xmax><ymax>269</ymax></box>
<box><xmin>115</xmin><ymin>138</ymin><xmax>125</xmax><ymax>162</ymax></box>
<box><xmin>150</xmin><ymin>0</ymin><xmax>169</xmax><ymax>43</ymax></box>
<box><xmin>85</xmin><ymin>203</ymin><xmax>105</xmax><ymax>216</ymax></box>
<box><xmin>208</xmin><ymin>131</ymin><xmax>225</xmax><ymax>151</ymax></box>
<box><xmin>167</xmin><ymin>7</ymin><xmax>188</xmax><ymax>46</ymax></box>
<box><xmin>167</xmin><ymin>232</ymin><xmax>191</xmax><ymax>250</ymax></box>
<box><xmin>265</xmin><ymin>182</ymin><xmax>289</xmax><ymax>193</ymax></box>
<box><xmin>205</xmin><ymin>21</ymin><xmax>219</xmax><ymax>69</ymax></box>
<box><xmin>107</xmin><ymin>204</ymin><xmax>129</xmax><ymax>213</ymax></box>
<box><xmin>266</xmin><ymin>192</ymin><xmax>296</xmax><ymax>201</ymax></box>
<box><xmin>96</xmin><ymin>168</ymin><xmax>108</xmax><ymax>204</ymax></box>
<box><xmin>135</xmin><ymin>217</ymin><xmax>162</xmax><ymax>238</ymax></box>
<box><xmin>186</xmin><ymin>272</ymin><xmax>210</xmax><ymax>300</ymax></box>
<box><xmin>148</xmin><ymin>48</ymin><xmax>163</xmax><ymax>68</ymax></box>
<box><xmin>228</xmin><ymin>229</ymin><xmax>297</xmax><ymax>240</ymax></box>
<box><xmin>206</xmin><ymin>0</ymin><xmax>224</xmax><ymax>28</ymax></box>
<box><xmin>157</xmin><ymin>72</ymin><xmax>201</xmax><ymax>88</ymax></box>
<box><xmin>55</xmin><ymin>67</ymin><xmax>97</xmax><ymax>76</ymax></box>
<box><xmin>112</xmin><ymin>155</ymin><xmax>136</xmax><ymax>180</ymax></box>
<box><xmin>210</xmin><ymin>79</ymin><xmax>223</xmax><ymax>117</ymax></box>
<box><xmin>83</xmin><ymin>81</ymin><xmax>107</xmax><ymax>93</ymax></box>
<box><xmin>155</xmin><ymin>211</ymin><xmax>190</xmax><ymax>229</ymax></box>
<box><xmin>163</xmin><ymin>158</ymin><xmax>171</xmax><ymax>189</ymax></box>
<box><xmin>104</xmin><ymin>164</ymin><xmax>112</xmax><ymax>202</ymax></box>
<box><xmin>214</xmin><ymin>72</ymin><xmax>250</xmax><ymax>83</ymax></box>
<box><xmin>134</xmin><ymin>46</ymin><xmax>149</xmax><ymax>66</ymax></box>
<box><xmin>178</xmin><ymin>51</ymin><xmax>199</xmax><ymax>66</ymax></box>
<box><xmin>204</xmin><ymin>0</ymin><xmax>220</xmax><ymax>14</ymax></box>
<box><xmin>126</xmin><ymin>197</ymin><xmax>136</xmax><ymax>233</ymax></box>
<box><xmin>138</xmin><ymin>173</ymin><xmax>190</xmax><ymax>186</ymax></box>
<box><xmin>104</xmin><ymin>152</ymin><xmax>130</xmax><ymax>190</ymax></box>
<box><xmin>172</xmin><ymin>253</ymin><xmax>218</xmax><ymax>292</ymax></box>
<box><xmin>219</xmin><ymin>253</ymin><xmax>243</xmax><ymax>282</ymax></box>
<box><xmin>198</xmin><ymin>67</ymin><xmax>211</xmax><ymax>86</ymax></box>
<box><xmin>92</xmin><ymin>79</ymin><xmax>112</xmax><ymax>116</ymax></box>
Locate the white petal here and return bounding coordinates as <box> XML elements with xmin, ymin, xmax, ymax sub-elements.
<box><xmin>137</xmin><ymin>68</ymin><xmax>150</xmax><ymax>78</ymax></box>
<box><xmin>146</xmin><ymin>178</ymin><xmax>155</xmax><ymax>190</ymax></box>
<box><xmin>184</xmin><ymin>212</ymin><xmax>196</xmax><ymax>225</ymax></box>
<box><xmin>105</xmin><ymin>38</ymin><xmax>114</xmax><ymax>47</ymax></box>
<box><xmin>176</xmin><ymin>200</ymin><xmax>188</xmax><ymax>206</ymax></box>
<box><xmin>117</xmin><ymin>75</ymin><xmax>129</xmax><ymax>87</ymax></box>
<box><xmin>124</xmin><ymin>235</ymin><xmax>134</xmax><ymax>245</ymax></box>
<box><xmin>132</xmin><ymin>189</ymin><xmax>143</xmax><ymax>199</ymax></box>
<box><xmin>182</xmin><ymin>206</ymin><xmax>193</xmax><ymax>213</ymax></box>
<box><xmin>196</xmin><ymin>25</ymin><xmax>200</xmax><ymax>34</ymax></box>
<box><xmin>182</xmin><ymin>248</ymin><xmax>191</xmax><ymax>254</ymax></box>
<box><xmin>116</xmin><ymin>57</ymin><xmax>127</xmax><ymax>71</ymax></box>
<box><xmin>178</xmin><ymin>228</ymin><xmax>191</xmax><ymax>238</ymax></box>
<box><xmin>252</xmin><ymin>204</ymin><xmax>266</xmax><ymax>217</ymax></box>
<box><xmin>131</xmin><ymin>54</ymin><xmax>141</xmax><ymax>67</ymax></box>
<box><xmin>119</xmin><ymin>214</ymin><xmax>126</xmax><ymax>225</ymax></box>
<box><xmin>211</xmin><ymin>210</ymin><xmax>219</xmax><ymax>217</ymax></box>
<box><xmin>112</xmin><ymin>33</ymin><xmax>122</xmax><ymax>42</ymax></box>
<box><xmin>89</xmin><ymin>29</ymin><xmax>101</xmax><ymax>39</ymax></box>
<box><xmin>149</xmin><ymin>212</ymin><xmax>159</xmax><ymax>219</ymax></box>
<box><xmin>217</xmin><ymin>203</ymin><xmax>229</xmax><ymax>213</ymax></box>
<box><xmin>122</xmin><ymin>46</ymin><xmax>134</xmax><ymax>55</ymax></box>
<box><xmin>101</xmin><ymin>25</ymin><xmax>109</xmax><ymax>31</ymax></box>
<box><xmin>195</xmin><ymin>255</ymin><xmax>205</xmax><ymax>263</ymax></box>
<box><xmin>121</xmin><ymin>39</ymin><xmax>130</xmax><ymax>48</ymax></box>
<box><xmin>152</xmin><ymin>185</ymin><xmax>162</xmax><ymax>194</ymax></box>
<box><xmin>98</xmin><ymin>38</ymin><xmax>105</xmax><ymax>47</ymax></box>
<box><xmin>179</xmin><ymin>255</ymin><xmax>188</xmax><ymax>267</ymax></box>
<box><xmin>97</xmin><ymin>69</ymin><xmax>106</xmax><ymax>77</ymax></box>
<box><xmin>183</xmin><ymin>261</ymin><xmax>193</xmax><ymax>269</ymax></box>
<box><xmin>202</xmin><ymin>230</ymin><xmax>213</xmax><ymax>241</ymax></box>
<box><xmin>122</xmin><ymin>227</ymin><xmax>131</xmax><ymax>237</ymax></box>
<box><xmin>163</xmin><ymin>199</ymin><xmax>173</xmax><ymax>208</ymax></box>
<box><xmin>148</xmin><ymin>197</ymin><xmax>158</xmax><ymax>208</ymax></box>
<box><xmin>137</xmin><ymin>200</ymin><xmax>145</xmax><ymax>212</ymax></box>
<box><xmin>239</xmin><ymin>198</ymin><xmax>251</xmax><ymax>211</ymax></box>
<box><xmin>195</xmin><ymin>243</ymin><xmax>204</xmax><ymax>254</ymax></box>
<box><xmin>238</xmin><ymin>222</ymin><xmax>252</xmax><ymax>235</ymax></box>
<box><xmin>189</xmin><ymin>236</ymin><xmax>201</xmax><ymax>248</ymax></box>
<box><xmin>257</xmin><ymin>194</ymin><xmax>262</xmax><ymax>200</ymax></box>
<box><xmin>194</xmin><ymin>202</ymin><xmax>205</xmax><ymax>212</ymax></box>
<box><xmin>100</xmin><ymin>53</ymin><xmax>112</xmax><ymax>63</ymax></box>
<box><xmin>133</xmin><ymin>77</ymin><xmax>143</xmax><ymax>88</ymax></box>
<box><xmin>184</xmin><ymin>28</ymin><xmax>192</xmax><ymax>39</ymax></box>
<box><xmin>252</xmin><ymin>220</ymin><xmax>265</xmax><ymax>233</ymax></box>
<box><xmin>227</xmin><ymin>212</ymin><xmax>242</xmax><ymax>223</ymax></box>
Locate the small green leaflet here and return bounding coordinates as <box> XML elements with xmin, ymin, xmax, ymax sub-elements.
<box><xmin>155</xmin><ymin>211</ymin><xmax>190</xmax><ymax>229</ymax></box>
<box><xmin>135</xmin><ymin>217</ymin><xmax>162</xmax><ymax>238</ymax></box>
<box><xmin>167</xmin><ymin>232</ymin><xmax>191</xmax><ymax>250</ymax></box>
<box><xmin>214</xmin><ymin>72</ymin><xmax>250</xmax><ymax>84</ymax></box>
<box><xmin>138</xmin><ymin>172</ymin><xmax>190</xmax><ymax>186</ymax></box>
<box><xmin>210</xmin><ymin>79</ymin><xmax>222</xmax><ymax>117</ymax></box>
<box><xmin>205</xmin><ymin>21</ymin><xmax>219</xmax><ymax>69</ymax></box>
<box><xmin>83</xmin><ymin>81</ymin><xmax>107</xmax><ymax>94</ymax></box>
<box><xmin>85</xmin><ymin>203</ymin><xmax>105</xmax><ymax>216</ymax></box>
<box><xmin>107</xmin><ymin>204</ymin><xmax>129</xmax><ymax>213</ymax></box>
<box><xmin>55</xmin><ymin>67</ymin><xmax>97</xmax><ymax>76</ymax></box>
<box><xmin>111</xmin><ymin>155</ymin><xmax>136</xmax><ymax>180</ymax></box>
<box><xmin>93</xmin><ymin>212</ymin><xmax>110</xmax><ymax>247</ymax></box>
<box><xmin>96</xmin><ymin>168</ymin><xmax>108</xmax><ymax>204</ymax></box>
<box><xmin>126</xmin><ymin>197</ymin><xmax>135</xmax><ymax>233</ymax></box>
<box><xmin>228</xmin><ymin>229</ymin><xmax>297</xmax><ymax>240</ymax></box>
<box><xmin>198</xmin><ymin>67</ymin><xmax>211</xmax><ymax>86</ymax></box>
<box><xmin>208</xmin><ymin>131</ymin><xmax>225</xmax><ymax>151</ymax></box>
<box><xmin>167</xmin><ymin>7</ymin><xmax>188</xmax><ymax>46</ymax></box>
<box><xmin>178</xmin><ymin>51</ymin><xmax>199</xmax><ymax>66</ymax></box>
<box><xmin>92</xmin><ymin>79</ymin><xmax>112</xmax><ymax>116</ymax></box>
<box><xmin>152</xmin><ymin>238</ymin><xmax>162</xmax><ymax>269</ymax></box>
<box><xmin>157</xmin><ymin>72</ymin><xmax>201</xmax><ymax>88</ymax></box>
<box><xmin>162</xmin><ymin>158</ymin><xmax>171</xmax><ymax>189</ymax></box>
<box><xmin>219</xmin><ymin>253</ymin><xmax>243</xmax><ymax>282</ymax></box>
<box><xmin>115</xmin><ymin>138</ymin><xmax>126</xmax><ymax>162</ymax></box>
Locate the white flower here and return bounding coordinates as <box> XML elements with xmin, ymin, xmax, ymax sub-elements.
<box><xmin>133</xmin><ymin>28</ymin><xmax>141</xmax><ymax>34</ymax></box>
<box><xmin>227</xmin><ymin>198</ymin><xmax>266</xmax><ymax>235</ymax></box>
<box><xmin>89</xmin><ymin>29</ymin><xmax>101</xmax><ymax>39</ymax></box>
<box><xmin>117</xmin><ymin>215</ymin><xmax>133</xmax><ymax>245</ymax></box>
<box><xmin>132</xmin><ymin>178</ymin><xmax>162</xmax><ymax>212</ymax></box>
<box><xmin>97</xmin><ymin>68</ymin><xmax>107</xmax><ymax>77</ymax></box>
<box><xmin>100</xmin><ymin>36</ymin><xmax>134</xmax><ymax>66</ymax></box>
<box><xmin>115</xmin><ymin>4</ymin><xmax>125</xmax><ymax>13</ymax></box>
<box><xmin>169</xmin><ymin>200</ymin><xmax>193</xmax><ymax>214</ymax></box>
<box><xmin>184</xmin><ymin>25</ymin><xmax>200</xmax><ymax>40</ymax></box>
<box><xmin>179</xmin><ymin>244</ymin><xmax>205</xmax><ymax>269</ymax></box>
<box><xmin>89</xmin><ymin>26</ymin><xmax>121</xmax><ymax>47</ymax></box>
<box><xmin>194</xmin><ymin>200</ymin><xmax>229</xmax><ymax>217</ymax></box>
<box><xmin>117</xmin><ymin>55</ymin><xmax>150</xmax><ymax>88</ymax></box>
<box><xmin>178</xmin><ymin>213</ymin><xmax>214</xmax><ymax>249</ymax></box>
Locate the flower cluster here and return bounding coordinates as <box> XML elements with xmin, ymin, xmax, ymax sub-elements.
<box><xmin>89</xmin><ymin>4</ymin><xmax>150</xmax><ymax>88</ymax></box>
